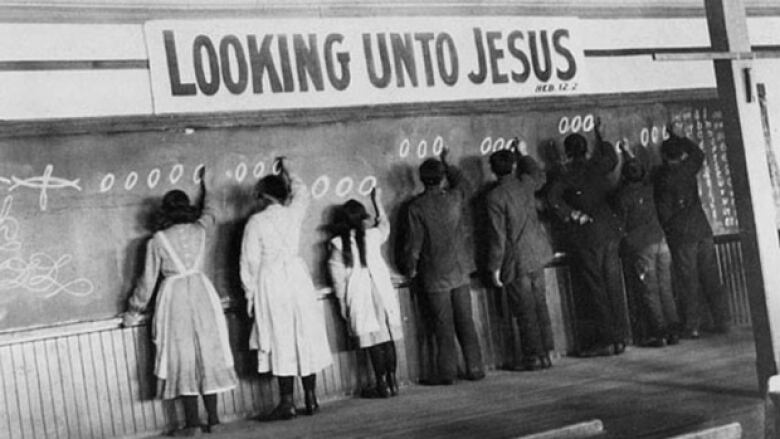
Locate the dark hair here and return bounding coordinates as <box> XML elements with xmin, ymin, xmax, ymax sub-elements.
<box><xmin>153</xmin><ymin>190</ymin><xmax>200</xmax><ymax>231</ymax></box>
<box><xmin>419</xmin><ymin>159</ymin><xmax>445</xmax><ymax>187</ymax></box>
<box><xmin>661</xmin><ymin>137</ymin><xmax>685</xmax><ymax>160</ymax></box>
<box><xmin>622</xmin><ymin>159</ymin><xmax>646</xmax><ymax>183</ymax></box>
<box><xmin>489</xmin><ymin>150</ymin><xmax>515</xmax><ymax>176</ymax></box>
<box><xmin>564</xmin><ymin>133</ymin><xmax>588</xmax><ymax>159</ymax></box>
<box><xmin>332</xmin><ymin>199</ymin><xmax>369</xmax><ymax>267</ymax></box>
<box><xmin>256</xmin><ymin>174</ymin><xmax>290</xmax><ymax>202</ymax></box>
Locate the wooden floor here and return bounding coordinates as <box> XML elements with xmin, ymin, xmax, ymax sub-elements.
<box><xmin>150</xmin><ymin>328</ymin><xmax>763</xmax><ymax>439</ymax></box>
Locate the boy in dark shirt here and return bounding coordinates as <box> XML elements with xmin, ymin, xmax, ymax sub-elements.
<box><xmin>486</xmin><ymin>148</ymin><xmax>554</xmax><ymax>370</ymax></box>
<box><xmin>405</xmin><ymin>150</ymin><xmax>484</xmax><ymax>384</ymax></box>
<box><xmin>654</xmin><ymin>127</ymin><xmax>730</xmax><ymax>338</ymax></box>
<box><xmin>616</xmin><ymin>144</ymin><xmax>680</xmax><ymax>347</ymax></box>
<box><xmin>547</xmin><ymin>119</ymin><xmax>628</xmax><ymax>357</ymax></box>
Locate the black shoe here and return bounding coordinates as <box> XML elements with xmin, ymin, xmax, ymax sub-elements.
<box><xmin>520</xmin><ymin>356</ymin><xmax>543</xmax><ymax>371</ymax></box>
<box><xmin>260</xmin><ymin>401</ymin><xmax>296</xmax><ymax>421</ymax></box>
<box><xmin>386</xmin><ymin>372</ymin><xmax>399</xmax><ymax>396</ymax></box>
<box><xmin>465</xmin><ymin>370</ymin><xmax>486</xmax><ymax>381</ymax></box>
<box><xmin>419</xmin><ymin>377</ymin><xmax>454</xmax><ymax>386</ymax></box>
<box><xmin>578</xmin><ymin>345</ymin><xmax>613</xmax><ymax>358</ymax></box>
<box><xmin>642</xmin><ymin>337</ymin><xmax>666</xmax><ymax>348</ymax></box>
<box><xmin>304</xmin><ymin>390</ymin><xmax>320</xmax><ymax>415</ymax></box>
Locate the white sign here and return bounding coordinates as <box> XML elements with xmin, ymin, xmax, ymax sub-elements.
<box><xmin>144</xmin><ymin>17</ymin><xmax>588</xmax><ymax>114</ymax></box>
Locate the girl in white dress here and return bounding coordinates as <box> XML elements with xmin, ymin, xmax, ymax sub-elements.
<box><xmin>328</xmin><ymin>188</ymin><xmax>403</xmax><ymax>397</ymax></box>
<box><xmin>240</xmin><ymin>158</ymin><xmax>332</xmax><ymax>420</ymax></box>
<box><xmin>123</xmin><ymin>169</ymin><xmax>237</xmax><ymax>436</ymax></box>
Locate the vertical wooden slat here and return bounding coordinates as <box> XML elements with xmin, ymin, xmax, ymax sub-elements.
<box><xmin>55</xmin><ymin>338</ymin><xmax>81</xmax><ymax>439</ymax></box>
<box><xmin>99</xmin><ymin>331</ymin><xmax>124</xmax><ymax>437</ymax></box>
<box><xmin>10</xmin><ymin>344</ymin><xmax>35</xmax><ymax>439</ymax></box>
<box><xmin>0</xmin><ymin>344</ymin><xmax>9</xmax><ymax>439</ymax></box>
<box><xmin>121</xmin><ymin>328</ymin><xmax>144</xmax><ymax>434</ymax></box>
<box><xmin>43</xmin><ymin>340</ymin><xmax>69</xmax><ymax>439</ymax></box>
<box><xmin>108</xmin><ymin>329</ymin><xmax>136</xmax><ymax>436</ymax></box>
<box><xmin>68</xmin><ymin>336</ymin><xmax>94</xmax><ymax>439</ymax></box>
<box><xmin>130</xmin><ymin>325</ymin><xmax>158</xmax><ymax>431</ymax></box>
<box><xmin>77</xmin><ymin>334</ymin><xmax>104</xmax><ymax>439</ymax></box>
<box><xmin>32</xmin><ymin>341</ymin><xmax>58</xmax><ymax>438</ymax></box>
<box><xmin>0</xmin><ymin>345</ymin><xmax>21</xmax><ymax>439</ymax></box>
<box><xmin>89</xmin><ymin>332</ymin><xmax>116</xmax><ymax>438</ymax></box>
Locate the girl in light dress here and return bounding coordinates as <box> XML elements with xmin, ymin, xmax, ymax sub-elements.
<box><xmin>240</xmin><ymin>158</ymin><xmax>332</xmax><ymax>420</ymax></box>
<box><xmin>328</xmin><ymin>188</ymin><xmax>403</xmax><ymax>397</ymax></box>
<box><xmin>123</xmin><ymin>169</ymin><xmax>237</xmax><ymax>437</ymax></box>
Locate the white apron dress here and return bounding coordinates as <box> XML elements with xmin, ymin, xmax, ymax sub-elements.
<box><xmin>128</xmin><ymin>214</ymin><xmax>237</xmax><ymax>399</ymax></box>
<box><xmin>240</xmin><ymin>176</ymin><xmax>333</xmax><ymax>376</ymax></box>
<box><xmin>327</xmin><ymin>217</ymin><xmax>403</xmax><ymax>348</ymax></box>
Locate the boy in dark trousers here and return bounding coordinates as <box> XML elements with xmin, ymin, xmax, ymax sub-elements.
<box><xmin>486</xmin><ymin>147</ymin><xmax>554</xmax><ymax>370</ymax></box>
<box><xmin>654</xmin><ymin>125</ymin><xmax>730</xmax><ymax>338</ymax></box>
<box><xmin>405</xmin><ymin>150</ymin><xmax>485</xmax><ymax>384</ymax></box>
<box><xmin>546</xmin><ymin>118</ymin><xmax>628</xmax><ymax>357</ymax></box>
<box><xmin>615</xmin><ymin>143</ymin><xmax>680</xmax><ymax>347</ymax></box>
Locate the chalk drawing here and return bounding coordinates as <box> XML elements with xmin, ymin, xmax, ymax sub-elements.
<box><xmin>335</xmin><ymin>177</ymin><xmax>354</xmax><ymax>197</ymax></box>
<box><xmin>124</xmin><ymin>172</ymin><xmax>138</xmax><ymax>190</ymax></box>
<box><xmin>253</xmin><ymin>161</ymin><xmax>265</xmax><ymax>178</ymax></box>
<box><xmin>100</xmin><ymin>173</ymin><xmax>116</xmax><ymax>193</ymax></box>
<box><xmin>169</xmin><ymin>164</ymin><xmax>184</xmax><ymax>185</ymax></box>
<box><xmin>417</xmin><ymin>140</ymin><xmax>428</xmax><ymax>158</ymax></box>
<box><xmin>0</xmin><ymin>195</ymin><xmax>94</xmax><ymax>321</ymax></box>
<box><xmin>399</xmin><ymin>138</ymin><xmax>411</xmax><ymax>158</ymax></box>
<box><xmin>0</xmin><ymin>197</ymin><xmax>21</xmax><ymax>252</ymax></box>
<box><xmin>358</xmin><ymin>176</ymin><xmax>377</xmax><ymax>196</ymax></box>
<box><xmin>147</xmin><ymin>168</ymin><xmax>161</xmax><ymax>188</ymax></box>
<box><xmin>8</xmin><ymin>165</ymin><xmax>82</xmax><ymax>211</ymax></box>
<box><xmin>311</xmin><ymin>175</ymin><xmax>330</xmax><ymax>199</ymax></box>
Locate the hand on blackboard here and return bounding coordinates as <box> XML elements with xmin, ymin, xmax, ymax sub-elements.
<box><xmin>508</xmin><ymin>137</ymin><xmax>521</xmax><ymax>157</ymax></box>
<box><xmin>594</xmin><ymin>116</ymin><xmax>602</xmax><ymax>134</ymax></box>
<box><xmin>274</xmin><ymin>156</ymin><xmax>288</xmax><ymax>176</ymax></box>
<box><xmin>665</xmin><ymin>121</ymin><xmax>679</xmax><ymax>138</ymax></box>
<box><xmin>439</xmin><ymin>147</ymin><xmax>450</xmax><ymax>165</ymax></box>
<box><xmin>198</xmin><ymin>167</ymin><xmax>208</xmax><ymax>189</ymax></box>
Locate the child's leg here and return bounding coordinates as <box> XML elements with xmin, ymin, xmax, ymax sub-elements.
<box><xmin>203</xmin><ymin>394</ymin><xmax>219</xmax><ymax>426</ymax></box>
<box><xmin>383</xmin><ymin>341</ymin><xmax>399</xmax><ymax>396</ymax></box>
<box><xmin>301</xmin><ymin>374</ymin><xmax>319</xmax><ymax>415</ymax></box>
<box><xmin>181</xmin><ymin>395</ymin><xmax>200</xmax><ymax>428</ymax></box>
<box><xmin>383</xmin><ymin>341</ymin><xmax>397</xmax><ymax>373</ymax></box>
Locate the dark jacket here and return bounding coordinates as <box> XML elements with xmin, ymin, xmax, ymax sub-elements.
<box><xmin>616</xmin><ymin>181</ymin><xmax>666</xmax><ymax>253</ymax></box>
<box><xmin>653</xmin><ymin>136</ymin><xmax>713</xmax><ymax>244</ymax></box>
<box><xmin>486</xmin><ymin>158</ymin><xmax>553</xmax><ymax>283</ymax></box>
<box><xmin>546</xmin><ymin>134</ymin><xmax>623</xmax><ymax>249</ymax></box>
<box><xmin>615</xmin><ymin>150</ymin><xmax>666</xmax><ymax>253</ymax></box>
<box><xmin>405</xmin><ymin>164</ymin><xmax>471</xmax><ymax>292</ymax></box>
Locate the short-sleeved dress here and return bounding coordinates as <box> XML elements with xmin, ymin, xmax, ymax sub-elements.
<box><xmin>240</xmin><ymin>176</ymin><xmax>332</xmax><ymax>376</ymax></box>
<box><xmin>327</xmin><ymin>216</ymin><xmax>403</xmax><ymax>348</ymax></box>
<box><xmin>128</xmin><ymin>210</ymin><xmax>237</xmax><ymax>399</ymax></box>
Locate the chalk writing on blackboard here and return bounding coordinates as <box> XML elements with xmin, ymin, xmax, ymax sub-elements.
<box><xmin>0</xmin><ymin>195</ymin><xmax>94</xmax><ymax>322</ymax></box>
<box><xmin>97</xmin><ymin>161</ymin><xmax>377</xmax><ymax>200</ymax></box>
<box><xmin>557</xmin><ymin>114</ymin><xmax>595</xmax><ymax>135</ymax></box>
<box><xmin>6</xmin><ymin>164</ymin><xmax>82</xmax><ymax>211</ymax></box>
<box><xmin>399</xmin><ymin>136</ymin><xmax>446</xmax><ymax>159</ymax></box>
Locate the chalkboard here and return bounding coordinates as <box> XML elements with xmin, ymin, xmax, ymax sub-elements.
<box><xmin>0</xmin><ymin>97</ymin><xmax>736</xmax><ymax>330</ymax></box>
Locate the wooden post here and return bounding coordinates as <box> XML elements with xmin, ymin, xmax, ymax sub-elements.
<box><xmin>704</xmin><ymin>0</ymin><xmax>780</xmax><ymax>393</ymax></box>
